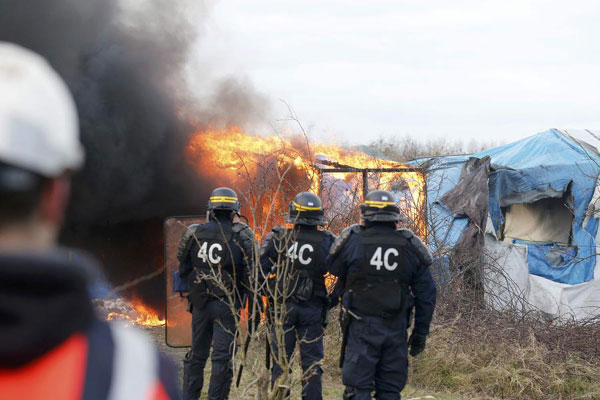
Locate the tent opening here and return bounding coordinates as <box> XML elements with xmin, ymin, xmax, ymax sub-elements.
<box><xmin>501</xmin><ymin>190</ymin><xmax>573</xmax><ymax>245</ymax></box>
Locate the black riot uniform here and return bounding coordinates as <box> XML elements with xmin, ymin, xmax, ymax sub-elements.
<box><xmin>176</xmin><ymin>187</ymin><xmax>256</xmax><ymax>400</ymax></box>
<box><xmin>260</xmin><ymin>192</ymin><xmax>335</xmax><ymax>400</ymax></box>
<box><xmin>327</xmin><ymin>190</ymin><xmax>436</xmax><ymax>400</ymax></box>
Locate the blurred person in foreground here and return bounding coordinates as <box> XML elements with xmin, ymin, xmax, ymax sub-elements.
<box><xmin>0</xmin><ymin>42</ymin><xmax>180</xmax><ymax>400</ymax></box>
<box><xmin>327</xmin><ymin>190</ymin><xmax>436</xmax><ymax>400</ymax></box>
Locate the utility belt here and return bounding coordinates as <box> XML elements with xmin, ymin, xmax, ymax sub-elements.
<box><xmin>346</xmin><ymin>274</ymin><xmax>409</xmax><ymax>318</ymax></box>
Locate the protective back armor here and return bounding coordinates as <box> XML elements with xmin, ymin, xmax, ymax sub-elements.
<box><xmin>346</xmin><ymin>229</ymin><xmax>412</xmax><ymax>317</ymax></box>
<box><xmin>188</xmin><ymin>223</ymin><xmax>243</xmax><ymax>303</ymax></box>
<box><xmin>268</xmin><ymin>228</ymin><xmax>329</xmax><ymax>302</ymax></box>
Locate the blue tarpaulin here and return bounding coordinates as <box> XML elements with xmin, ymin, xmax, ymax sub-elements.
<box><xmin>414</xmin><ymin>129</ymin><xmax>600</xmax><ymax>285</ymax></box>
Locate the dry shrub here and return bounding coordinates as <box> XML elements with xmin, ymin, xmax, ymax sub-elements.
<box><xmin>410</xmin><ymin>280</ymin><xmax>600</xmax><ymax>400</ymax></box>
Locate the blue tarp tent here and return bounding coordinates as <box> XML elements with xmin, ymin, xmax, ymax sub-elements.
<box><xmin>415</xmin><ymin>129</ymin><xmax>600</xmax><ymax>319</ymax></box>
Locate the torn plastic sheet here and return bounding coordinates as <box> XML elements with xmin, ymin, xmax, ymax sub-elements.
<box><xmin>484</xmin><ymin>235</ymin><xmax>600</xmax><ymax>320</ymax></box>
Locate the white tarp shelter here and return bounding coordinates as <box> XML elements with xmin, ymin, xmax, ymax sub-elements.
<box><xmin>415</xmin><ymin>129</ymin><xmax>600</xmax><ymax>320</ymax></box>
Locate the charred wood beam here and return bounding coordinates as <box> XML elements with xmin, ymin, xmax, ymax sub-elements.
<box><xmin>315</xmin><ymin>167</ymin><xmax>422</xmax><ymax>173</ymax></box>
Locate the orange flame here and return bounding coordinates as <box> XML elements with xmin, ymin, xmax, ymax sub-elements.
<box><xmin>186</xmin><ymin>126</ymin><xmax>427</xmax><ymax>237</ymax></box>
<box><xmin>107</xmin><ymin>299</ymin><xmax>165</xmax><ymax>327</ymax></box>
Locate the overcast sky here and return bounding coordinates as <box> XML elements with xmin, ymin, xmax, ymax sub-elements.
<box><xmin>193</xmin><ymin>0</ymin><xmax>600</xmax><ymax>145</ymax></box>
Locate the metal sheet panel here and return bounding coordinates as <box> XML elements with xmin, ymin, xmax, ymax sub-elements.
<box><xmin>164</xmin><ymin>216</ymin><xmax>205</xmax><ymax>347</ymax></box>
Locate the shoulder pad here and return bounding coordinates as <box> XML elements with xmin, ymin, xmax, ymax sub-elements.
<box><xmin>398</xmin><ymin>228</ymin><xmax>414</xmax><ymax>239</ymax></box>
<box><xmin>269</xmin><ymin>226</ymin><xmax>286</xmax><ymax>239</ymax></box>
<box><xmin>261</xmin><ymin>226</ymin><xmax>286</xmax><ymax>241</ymax></box>
<box><xmin>321</xmin><ymin>229</ymin><xmax>334</xmax><ymax>237</ymax></box>
<box><xmin>233</xmin><ymin>222</ymin><xmax>256</xmax><ymax>247</ymax></box>
<box><xmin>350</xmin><ymin>224</ymin><xmax>363</xmax><ymax>234</ymax></box>
<box><xmin>259</xmin><ymin>228</ymin><xmax>282</xmax><ymax>257</ymax></box>
<box><xmin>400</xmin><ymin>229</ymin><xmax>433</xmax><ymax>267</ymax></box>
<box><xmin>232</xmin><ymin>221</ymin><xmax>250</xmax><ymax>234</ymax></box>
<box><xmin>177</xmin><ymin>224</ymin><xmax>200</xmax><ymax>261</ymax></box>
<box><xmin>329</xmin><ymin>224</ymin><xmax>362</xmax><ymax>256</ymax></box>
<box><xmin>233</xmin><ymin>221</ymin><xmax>254</xmax><ymax>237</ymax></box>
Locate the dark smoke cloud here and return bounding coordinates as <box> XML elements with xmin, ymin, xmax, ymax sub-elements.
<box><xmin>0</xmin><ymin>0</ymin><xmax>268</xmax><ymax>226</ymax></box>
<box><xmin>0</xmin><ymin>0</ymin><xmax>268</xmax><ymax>306</ymax></box>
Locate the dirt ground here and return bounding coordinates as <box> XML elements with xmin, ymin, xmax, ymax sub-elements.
<box><xmin>142</xmin><ymin>325</ymin><xmax>464</xmax><ymax>400</ymax></box>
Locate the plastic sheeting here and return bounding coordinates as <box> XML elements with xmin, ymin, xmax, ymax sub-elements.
<box><xmin>512</xmin><ymin>239</ymin><xmax>592</xmax><ymax>284</ymax></box>
<box><xmin>483</xmin><ymin>235</ymin><xmax>531</xmax><ymax>312</ymax></box>
<box><xmin>440</xmin><ymin>157</ymin><xmax>491</xmax><ymax>256</ymax></box>
<box><xmin>418</xmin><ymin>130</ymin><xmax>600</xmax><ymax>286</ymax></box>
<box><xmin>413</xmin><ymin>129</ymin><xmax>600</xmax><ymax>319</ymax></box>
<box><xmin>481</xmin><ymin>131</ymin><xmax>599</xmax><ymax>285</ymax></box>
<box><xmin>484</xmin><ymin>235</ymin><xmax>600</xmax><ymax>320</ymax></box>
<box><xmin>421</xmin><ymin>156</ymin><xmax>469</xmax><ymax>249</ymax></box>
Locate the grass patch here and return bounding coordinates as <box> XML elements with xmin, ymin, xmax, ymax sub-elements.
<box><xmin>409</xmin><ymin>317</ymin><xmax>600</xmax><ymax>399</ymax></box>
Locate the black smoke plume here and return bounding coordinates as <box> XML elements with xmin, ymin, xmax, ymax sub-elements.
<box><xmin>0</xmin><ymin>0</ymin><xmax>267</xmax><ymax>308</ymax></box>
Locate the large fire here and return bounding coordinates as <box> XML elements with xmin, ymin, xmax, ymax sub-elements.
<box><xmin>186</xmin><ymin>126</ymin><xmax>426</xmax><ymax>237</ymax></box>
<box><xmin>156</xmin><ymin>127</ymin><xmax>427</xmax><ymax>343</ymax></box>
<box><xmin>107</xmin><ymin>299</ymin><xmax>166</xmax><ymax>327</ymax></box>
<box><xmin>108</xmin><ymin>128</ymin><xmax>426</xmax><ymax>332</ymax></box>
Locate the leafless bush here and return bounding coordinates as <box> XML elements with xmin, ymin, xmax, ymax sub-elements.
<box><xmin>414</xmin><ymin>168</ymin><xmax>600</xmax><ymax>398</ymax></box>
<box><xmin>417</xmin><ymin>230</ymin><xmax>600</xmax><ymax>398</ymax></box>
<box><xmin>368</xmin><ymin>134</ymin><xmax>501</xmax><ymax>162</ymax></box>
<box><xmin>191</xmin><ymin>121</ymin><xmax>332</xmax><ymax>399</ymax></box>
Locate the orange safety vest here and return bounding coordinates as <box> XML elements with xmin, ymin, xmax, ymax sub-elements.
<box><xmin>0</xmin><ymin>323</ymin><xmax>171</xmax><ymax>400</ymax></box>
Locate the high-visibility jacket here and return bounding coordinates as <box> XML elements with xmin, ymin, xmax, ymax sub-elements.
<box><xmin>0</xmin><ymin>250</ymin><xmax>180</xmax><ymax>400</ymax></box>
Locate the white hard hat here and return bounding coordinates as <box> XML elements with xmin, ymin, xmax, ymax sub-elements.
<box><xmin>0</xmin><ymin>42</ymin><xmax>84</xmax><ymax>178</ymax></box>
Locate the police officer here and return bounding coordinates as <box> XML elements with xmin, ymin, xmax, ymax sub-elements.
<box><xmin>327</xmin><ymin>190</ymin><xmax>436</xmax><ymax>400</ymax></box>
<box><xmin>260</xmin><ymin>192</ymin><xmax>335</xmax><ymax>400</ymax></box>
<box><xmin>176</xmin><ymin>187</ymin><xmax>256</xmax><ymax>400</ymax></box>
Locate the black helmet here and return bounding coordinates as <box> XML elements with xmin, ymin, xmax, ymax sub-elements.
<box><xmin>207</xmin><ymin>187</ymin><xmax>241</xmax><ymax>220</ymax></box>
<box><xmin>287</xmin><ymin>192</ymin><xmax>326</xmax><ymax>226</ymax></box>
<box><xmin>360</xmin><ymin>190</ymin><xmax>400</xmax><ymax>223</ymax></box>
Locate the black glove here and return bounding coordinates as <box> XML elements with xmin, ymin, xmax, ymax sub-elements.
<box><xmin>408</xmin><ymin>332</ymin><xmax>427</xmax><ymax>357</ymax></box>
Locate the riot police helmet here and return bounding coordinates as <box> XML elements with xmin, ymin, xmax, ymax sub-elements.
<box><xmin>360</xmin><ymin>190</ymin><xmax>400</xmax><ymax>223</ymax></box>
<box><xmin>287</xmin><ymin>192</ymin><xmax>326</xmax><ymax>226</ymax></box>
<box><xmin>207</xmin><ymin>187</ymin><xmax>241</xmax><ymax>220</ymax></box>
